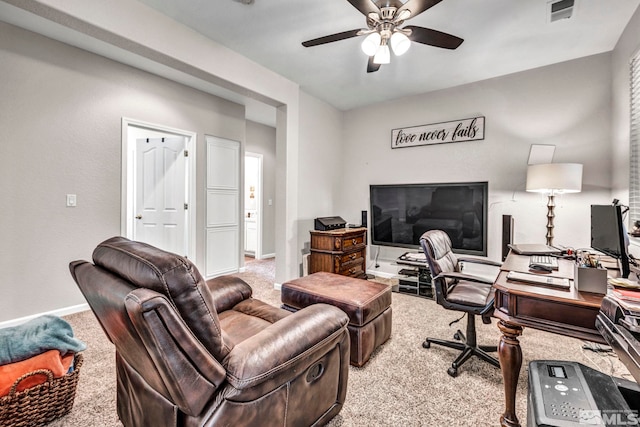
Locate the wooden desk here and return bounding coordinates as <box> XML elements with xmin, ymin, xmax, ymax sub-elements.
<box><xmin>493</xmin><ymin>253</ymin><xmax>606</xmax><ymax>427</ymax></box>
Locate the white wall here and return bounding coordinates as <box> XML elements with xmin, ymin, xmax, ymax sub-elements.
<box><xmin>245</xmin><ymin>120</ymin><xmax>276</xmax><ymax>257</ymax></box>
<box><xmin>5</xmin><ymin>0</ymin><xmax>303</xmax><ymax>286</ymax></box>
<box><xmin>612</xmin><ymin>6</ymin><xmax>640</xmax><ymax>256</ymax></box>
<box><xmin>0</xmin><ymin>22</ymin><xmax>245</xmax><ymax>323</ymax></box>
<box><xmin>297</xmin><ymin>91</ymin><xmax>344</xmax><ymax>274</ymax></box>
<box><xmin>341</xmin><ymin>53</ymin><xmax>614</xmax><ymax>270</ymax></box>
<box><xmin>612</xmin><ymin>7</ymin><xmax>640</xmax><ymax>198</ymax></box>
<box><xmin>4</xmin><ymin>0</ymin><xmax>639</xmax><ymax>323</ymax></box>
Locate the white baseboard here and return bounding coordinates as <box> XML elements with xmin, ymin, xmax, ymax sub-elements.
<box><xmin>0</xmin><ymin>303</ymin><xmax>90</xmax><ymax>329</ymax></box>
<box><xmin>274</xmin><ymin>282</ymin><xmax>282</xmax><ymax>291</ymax></box>
<box><xmin>260</xmin><ymin>253</ymin><xmax>276</xmax><ymax>259</ymax></box>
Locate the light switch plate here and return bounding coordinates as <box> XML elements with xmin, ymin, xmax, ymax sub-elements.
<box><xmin>66</xmin><ymin>194</ymin><xmax>77</xmax><ymax>207</ymax></box>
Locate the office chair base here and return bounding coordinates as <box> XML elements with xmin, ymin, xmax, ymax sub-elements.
<box><xmin>424</xmin><ymin>337</ymin><xmax>500</xmax><ymax>377</ymax></box>
<box><xmin>423</xmin><ymin>315</ymin><xmax>500</xmax><ymax>377</ymax></box>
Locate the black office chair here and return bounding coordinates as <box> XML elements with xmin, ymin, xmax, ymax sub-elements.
<box><xmin>420</xmin><ymin>230</ymin><xmax>501</xmax><ymax>377</ymax></box>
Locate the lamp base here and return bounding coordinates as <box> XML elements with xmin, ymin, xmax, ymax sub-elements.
<box><xmin>546</xmin><ymin>194</ymin><xmax>555</xmax><ymax>246</ymax></box>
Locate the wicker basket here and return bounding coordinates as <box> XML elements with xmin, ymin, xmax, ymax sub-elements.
<box><xmin>0</xmin><ymin>353</ymin><xmax>83</xmax><ymax>427</ymax></box>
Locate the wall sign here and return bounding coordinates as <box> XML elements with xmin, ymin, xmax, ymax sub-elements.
<box><xmin>391</xmin><ymin>116</ymin><xmax>485</xmax><ymax>149</ymax></box>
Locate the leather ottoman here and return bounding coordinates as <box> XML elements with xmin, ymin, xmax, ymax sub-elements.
<box><xmin>282</xmin><ymin>272</ymin><xmax>392</xmax><ymax>367</ymax></box>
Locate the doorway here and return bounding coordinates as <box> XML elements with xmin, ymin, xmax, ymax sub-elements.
<box><xmin>244</xmin><ymin>152</ymin><xmax>263</xmax><ymax>259</ymax></box>
<box><xmin>121</xmin><ymin>118</ymin><xmax>196</xmax><ymax>258</ymax></box>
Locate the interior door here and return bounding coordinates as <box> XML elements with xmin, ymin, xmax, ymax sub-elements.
<box><xmin>134</xmin><ymin>137</ymin><xmax>187</xmax><ymax>256</ymax></box>
<box><xmin>205</xmin><ymin>136</ymin><xmax>240</xmax><ymax>277</ymax></box>
<box><xmin>244</xmin><ymin>153</ymin><xmax>261</xmax><ymax>257</ymax></box>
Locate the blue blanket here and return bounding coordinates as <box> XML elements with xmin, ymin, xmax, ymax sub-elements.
<box><xmin>0</xmin><ymin>315</ymin><xmax>86</xmax><ymax>365</ymax></box>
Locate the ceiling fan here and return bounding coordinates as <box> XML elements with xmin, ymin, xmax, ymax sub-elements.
<box><xmin>302</xmin><ymin>0</ymin><xmax>463</xmax><ymax>73</ymax></box>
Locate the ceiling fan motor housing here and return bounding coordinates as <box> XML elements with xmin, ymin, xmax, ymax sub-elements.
<box><xmin>301</xmin><ymin>0</ymin><xmax>464</xmax><ymax>73</ymax></box>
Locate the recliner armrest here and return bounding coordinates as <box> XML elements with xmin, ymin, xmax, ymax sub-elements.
<box><xmin>224</xmin><ymin>304</ymin><xmax>349</xmax><ymax>391</ymax></box>
<box><xmin>206</xmin><ymin>276</ymin><xmax>253</xmax><ymax>312</ymax></box>
<box><xmin>125</xmin><ymin>288</ymin><xmax>228</xmax><ymax>417</ymax></box>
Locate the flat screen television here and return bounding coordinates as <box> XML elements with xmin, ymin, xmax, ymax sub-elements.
<box><xmin>369</xmin><ymin>181</ymin><xmax>488</xmax><ymax>256</ymax></box>
<box><xmin>590</xmin><ymin>204</ymin><xmax>630</xmax><ymax>278</ymax></box>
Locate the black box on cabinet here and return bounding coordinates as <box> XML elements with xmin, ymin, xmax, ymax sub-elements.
<box><xmin>314</xmin><ymin>216</ymin><xmax>346</xmax><ymax>231</ymax></box>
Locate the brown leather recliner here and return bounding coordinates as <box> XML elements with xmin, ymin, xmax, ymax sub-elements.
<box><xmin>69</xmin><ymin>237</ymin><xmax>350</xmax><ymax>426</ymax></box>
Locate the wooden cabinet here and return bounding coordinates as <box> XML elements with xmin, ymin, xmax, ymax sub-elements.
<box><xmin>309</xmin><ymin>228</ymin><xmax>367</xmax><ymax>278</ymax></box>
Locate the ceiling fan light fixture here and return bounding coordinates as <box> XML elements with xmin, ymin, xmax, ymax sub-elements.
<box><xmin>361</xmin><ymin>32</ymin><xmax>381</xmax><ymax>56</ymax></box>
<box><xmin>390</xmin><ymin>32</ymin><xmax>411</xmax><ymax>56</ymax></box>
<box><xmin>396</xmin><ymin>9</ymin><xmax>411</xmax><ymax>21</ymax></box>
<box><xmin>373</xmin><ymin>44</ymin><xmax>390</xmax><ymax>64</ymax></box>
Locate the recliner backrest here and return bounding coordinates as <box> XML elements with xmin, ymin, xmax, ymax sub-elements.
<box><xmin>69</xmin><ymin>260</ymin><xmax>178</xmax><ymax>400</ymax></box>
<box><xmin>91</xmin><ymin>236</ymin><xmax>230</xmax><ymax>360</ymax></box>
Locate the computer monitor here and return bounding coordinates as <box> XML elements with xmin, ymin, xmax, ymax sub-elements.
<box><xmin>590</xmin><ymin>204</ymin><xmax>630</xmax><ymax>278</ymax></box>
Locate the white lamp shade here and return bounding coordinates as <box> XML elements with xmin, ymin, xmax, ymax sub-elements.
<box><xmin>361</xmin><ymin>32</ymin><xmax>381</xmax><ymax>56</ymax></box>
<box><xmin>526</xmin><ymin>163</ymin><xmax>583</xmax><ymax>194</ymax></box>
<box><xmin>390</xmin><ymin>32</ymin><xmax>411</xmax><ymax>56</ymax></box>
<box><xmin>373</xmin><ymin>44</ymin><xmax>390</xmax><ymax>64</ymax></box>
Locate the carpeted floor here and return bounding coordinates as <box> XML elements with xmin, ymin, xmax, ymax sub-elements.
<box><xmin>55</xmin><ymin>258</ymin><xmax>632</xmax><ymax>426</ymax></box>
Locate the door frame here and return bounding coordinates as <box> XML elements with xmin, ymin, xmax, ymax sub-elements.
<box><xmin>121</xmin><ymin>117</ymin><xmax>197</xmax><ymax>259</ymax></box>
<box><xmin>245</xmin><ymin>152</ymin><xmax>263</xmax><ymax>259</ymax></box>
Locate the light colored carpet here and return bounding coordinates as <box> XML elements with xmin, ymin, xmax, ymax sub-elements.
<box><xmin>55</xmin><ymin>258</ymin><xmax>631</xmax><ymax>426</ymax></box>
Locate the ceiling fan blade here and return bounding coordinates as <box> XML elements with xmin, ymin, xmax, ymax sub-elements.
<box><xmin>405</xmin><ymin>26</ymin><xmax>463</xmax><ymax>50</ymax></box>
<box><xmin>367</xmin><ymin>57</ymin><xmax>381</xmax><ymax>73</ymax></box>
<box><xmin>346</xmin><ymin>0</ymin><xmax>380</xmax><ymax>16</ymax></box>
<box><xmin>397</xmin><ymin>0</ymin><xmax>443</xmax><ymax>19</ymax></box>
<box><xmin>302</xmin><ymin>29</ymin><xmax>363</xmax><ymax>47</ymax></box>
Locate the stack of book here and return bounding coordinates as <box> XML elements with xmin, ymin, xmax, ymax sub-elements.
<box><xmin>603</xmin><ymin>278</ymin><xmax>640</xmax><ymax>334</ymax></box>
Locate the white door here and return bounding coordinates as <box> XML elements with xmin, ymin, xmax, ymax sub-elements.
<box><xmin>244</xmin><ymin>153</ymin><xmax>263</xmax><ymax>258</ymax></box>
<box><xmin>205</xmin><ymin>136</ymin><xmax>240</xmax><ymax>277</ymax></box>
<box><xmin>245</xmin><ymin>220</ymin><xmax>257</xmax><ymax>254</ymax></box>
<box><xmin>134</xmin><ymin>137</ymin><xmax>187</xmax><ymax>256</ymax></box>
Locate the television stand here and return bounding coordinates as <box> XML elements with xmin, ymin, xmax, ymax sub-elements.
<box><xmin>395</xmin><ymin>252</ymin><xmax>433</xmax><ymax>299</ymax></box>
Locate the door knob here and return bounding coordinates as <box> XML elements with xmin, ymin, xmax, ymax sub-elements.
<box><xmin>135</xmin><ymin>215</ymin><xmax>142</xmax><ymax>220</ymax></box>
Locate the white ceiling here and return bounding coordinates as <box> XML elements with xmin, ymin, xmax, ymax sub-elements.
<box><xmin>135</xmin><ymin>0</ymin><xmax>640</xmax><ymax>111</ymax></box>
<box><xmin>1</xmin><ymin>0</ymin><xmax>639</xmax><ymax>125</ymax></box>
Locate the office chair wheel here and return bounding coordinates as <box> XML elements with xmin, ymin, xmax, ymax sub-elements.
<box><xmin>453</xmin><ymin>332</ymin><xmax>461</xmax><ymax>341</ymax></box>
<box><xmin>422</xmin><ymin>340</ymin><xmax>431</xmax><ymax>349</ymax></box>
<box><xmin>447</xmin><ymin>367</ymin><xmax>458</xmax><ymax>377</ymax></box>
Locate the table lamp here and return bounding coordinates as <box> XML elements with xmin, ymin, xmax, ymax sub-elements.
<box><xmin>526</xmin><ymin>163</ymin><xmax>583</xmax><ymax>246</ymax></box>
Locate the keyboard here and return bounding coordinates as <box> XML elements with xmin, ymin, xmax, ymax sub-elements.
<box><xmin>529</xmin><ymin>255</ymin><xmax>559</xmax><ymax>270</ymax></box>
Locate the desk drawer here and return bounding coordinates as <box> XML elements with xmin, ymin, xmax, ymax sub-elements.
<box><xmin>338</xmin><ymin>250</ymin><xmax>364</xmax><ymax>265</ymax></box>
<box><xmin>494</xmin><ymin>289</ymin><xmax>602</xmax><ymax>342</ymax></box>
<box><xmin>338</xmin><ymin>259</ymin><xmax>364</xmax><ymax>277</ymax></box>
<box><xmin>338</xmin><ymin>233</ymin><xmax>366</xmax><ymax>251</ymax></box>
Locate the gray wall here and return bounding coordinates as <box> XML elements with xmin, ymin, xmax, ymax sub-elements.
<box><xmin>0</xmin><ymin>22</ymin><xmax>245</xmax><ymax>322</ymax></box>
<box><xmin>612</xmin><ymin>6</ymin><xmax>640</xmax><ymax>254</ymax></box>
<box><xmin>297</xmin><ymin>91</ymin><xmax>344</xmax><ymax>264</ymax></box>
<box><xmin>245</xmin><ymin>120</ymin><xmax>276</xmax><ymax>257</ymax></box>
<box><xmin>3</xmin><ymin>6</ymin><xmax>640</xmax><ymax>322</ymax></box>
<box><xmin>341</xmin><ymin>53</ymin><xmax>614</xmax><ymax>268</ymax></box>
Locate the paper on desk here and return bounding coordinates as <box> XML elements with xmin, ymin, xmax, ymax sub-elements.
<box><xmin>609</xmin><ymin>288</ymin><xmax>640</xmax><ymax>315</ymax></box>
<box><xmin>608</xmin><ymin>278</ymin><xmax>640</xmax><ymax>289</ymax></box>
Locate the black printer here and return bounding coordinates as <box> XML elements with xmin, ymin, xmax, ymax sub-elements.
<box><xmin>528</xmin><ymin>295</ymin><xmax>640</xmax><ymax>426</ymax></box>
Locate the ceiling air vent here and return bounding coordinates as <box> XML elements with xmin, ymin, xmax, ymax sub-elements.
<box><xmin>548</xmin><ymin>0</ymin><xmax>575</xmax><ymax>23</ymax></box>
